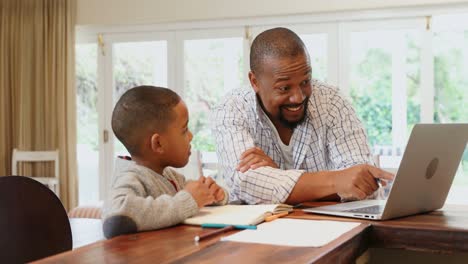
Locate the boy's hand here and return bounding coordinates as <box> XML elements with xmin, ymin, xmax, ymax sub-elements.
<box><xmin>202</xmin><ymin>176</ymin><xmax>225</xmax><ymax>203</ymax></box>
<box><xmin>213</xmin><ymin>186</ymin><xmax>225</xmax><ymax>202</ymax></box>
<box><xmin>184</xmin><ymin>176</ymin><xmax>215</xmax><ymax>208</ymax></box>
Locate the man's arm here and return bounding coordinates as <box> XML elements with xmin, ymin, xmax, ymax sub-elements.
<box><xmin>323</xmin><ymin>88</ymin><xmax>394</xmax><ymax>200</ymax></box>
<box><xmin>285</xmin><ymin>164</ymin><xmax>393</xmax><ymax>204</ymax></box>
<box><xmin>212</xmin><ymin>100</ymin><xmax>303</xmax><ymax>204</ymax></box>
<box><xmin>212</xmin><ymin>90</ymin><xmax>393</xmax><ymax>204</ymax></box>
<box><xmin>214</xmin><ymin>120</ymin><xmax>392</xmax><ymax>204</ymax></box>
<box><xmin>326</xmin><ymin>89</ymin><xmax>374</xmax><ymax>169</ymax></box>
<box><xmin>236</xmin><ymin>147</ymin><xmax>392</xmax><ymax>204</ymax></box>
<box><xmin>233</xmin><ymin>89</ymin><xmax>393</xmax><ymax>203</ymax></box>
<box><xmin>233</xmin><ymin>145</ymin><xmax>393</xmax><ymax>204</ymax></box>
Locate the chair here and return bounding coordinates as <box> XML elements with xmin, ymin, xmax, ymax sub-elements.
<box><xmin>0</xmin><ymin>176</ymin><xmax>72</xmax><ymax>263</ymax></box>
<box><xmin>11</xmin><ymin>148</ymin><xmax>60</xmax><ymax>197</ymax></box>
<box><xmin>68</xmin><ymin>205</ymin><xmax>103</xmax><ymax>219</ymax></box>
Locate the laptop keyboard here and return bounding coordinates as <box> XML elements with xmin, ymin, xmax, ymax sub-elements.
<box><xmin>345</xmin><ymin>205</ymin><xmax>385</xmax><ymax>214</ymax></box>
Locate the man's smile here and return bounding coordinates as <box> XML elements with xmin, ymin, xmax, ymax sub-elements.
<box><xmin>283</xmin><ymin>104</ymin><xmax>304</xmax><ymax>112</ymax></box>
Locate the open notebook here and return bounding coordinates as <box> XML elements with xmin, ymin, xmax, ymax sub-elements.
<box><xmin>183</xmin><ymin>204</ymin><xmax>293</xmax><ymax>226</ymax></box>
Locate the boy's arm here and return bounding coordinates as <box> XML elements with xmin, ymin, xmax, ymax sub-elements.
<box><xmin>102</xmin><ymin>173</ymin><xmax>198</xmax><ymax>239</ymax></box>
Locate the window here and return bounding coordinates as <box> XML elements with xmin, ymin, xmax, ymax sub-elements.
<box><xmin>177</xmin><ymin>29</ymin><xmax>245</xmax><ymax>180</ymax></box>
<box><xmin>301</xmin><ymin>34</ymin><xmax>329</xmax><ymax>83</ymax></box>
<box><xmin>433</xmin><ymin>14</ymin><xmax>468</xmax><ymax>203</ymax></box>
<box><xmin>340</xmin><ymin>19</ymin><xmax>424</xmax><ymax>157</ymax></box>
<box><xmin>75</xmin><ymin>33</ymin><xmax>172</xmax><ymax>201</ymax></box>
<box><xmin>76</xmin><ymin>43</ymin><xmax>99</xmax><ymax>205</ymax></box>
<box><xmin>251</xmin><ymin>24</ymin><xmax>338</xmax><ymax>85</ymax></box>
<box><xmin>111</xmin><ymin>40</ymin><xmax>169</xmax><ymax>157</ymax></box>
<box><xmin>75</xmin><ymin>8</ymin><xmax>468</xmax><ymax>204</ymax></box>
<box><xmin>182</xmin><ymin>35</ymin><xmax>244</xmax><ymax>152</ymax></box>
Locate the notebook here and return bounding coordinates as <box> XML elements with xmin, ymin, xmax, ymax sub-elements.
<box><xmin>183</xmin><ymin>204</ymin><xmax>293</xmax><ymax>226</ymax></box>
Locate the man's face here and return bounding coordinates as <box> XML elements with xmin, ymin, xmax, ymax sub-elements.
<box><xmin>249</xmin><ymin>53</ymin><xmax>312</xmax><ymax>129</ymax></box>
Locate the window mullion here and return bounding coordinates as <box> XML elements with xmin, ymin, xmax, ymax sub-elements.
<box><xmin>420</xmin><ymin>27</ymin><xmax>435</xmax><ymax>123</ymax></box>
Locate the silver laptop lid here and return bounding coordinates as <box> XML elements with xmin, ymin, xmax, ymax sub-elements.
<box><xmin>381</xmin><ymin>123</ymin><xmax>468</xmax><ymax>219</ymax></box>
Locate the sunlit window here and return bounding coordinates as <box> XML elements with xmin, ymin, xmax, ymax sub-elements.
<box><xmin>76</xmin><ymin>43</ymin><xmax>99</xmax><ymax>205</ymax></box>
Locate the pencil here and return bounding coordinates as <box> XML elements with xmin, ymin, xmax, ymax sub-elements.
<box><xmin>194</xmin><ymin>225</ymin><xmax>235</xmax><ymax>242</ymax></box>
<box><xmin>368</xmin><ymin>168</ymin><xmax>383</xmax><ymax>188</ymax></box>
<box><xmin>201</xmin><ymin>223</ymin><xmax>257</xmax><ymax>229</ymax></box>
<box><xmin>264</xmin><ymin>211</ymin><xmax>289</xmax><ymax>222</ymax></box>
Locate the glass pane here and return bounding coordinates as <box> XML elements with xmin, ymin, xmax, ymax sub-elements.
<box><xmin>433</xmin><ymin>15</ymin><xmax>468</xmax><ymax>203</ymax></box>
<box><xmin>349</xmin><ymin>29</ymin><xmax>422</xmax><ymax>157</ymax></box>
<box><xmin>406</xmin><ymin>35</ymin><xmax>422</xmax><ymax>147</ymax></box>
<box><xmin>76</xmin><ymin>43</ymin><xmax>99</xmax><ymax>205</ymax></box>
<box><xmin>112</xmin><ymin>41</ymin><xmax>168</xmax><ymax>156</ymax></box>
<box><xmin>184</xmin><ymin>38</ymin><xmax>244</xmax><ymax>153</ymax></box>
<box><xmin>300</xmin><ymin>34</ymin><xmax>328</xmax><ymax>82</ymax></box>
<box><xmin>433</xmin><ymin>31</ymin><xmax>468</xmax><ymax>124</ymax></box>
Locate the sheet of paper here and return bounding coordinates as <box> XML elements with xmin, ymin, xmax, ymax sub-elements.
<box><xmin>221</xmin><ymin>219</ymin><xmax>361</xmax><ymax>247</ymax></box>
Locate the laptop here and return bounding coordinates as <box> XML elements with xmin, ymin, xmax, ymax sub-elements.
<box><xmin>304</xmin><ymin>123</ymin><xmax>468</xmax><ymax>220</ymax></box>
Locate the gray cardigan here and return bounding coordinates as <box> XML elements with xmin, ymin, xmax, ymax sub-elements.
<box><xmin>102</xmin><ymin>159</ymin><xmax>228</xmax><ymax>238</ymax></box>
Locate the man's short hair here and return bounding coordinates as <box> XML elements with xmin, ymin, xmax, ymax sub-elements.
<box><xmin>250</xmin><ymin>27</ymin><xmax>308</xmax><ymax>74</ymax></box>
<box><xmin>111</xmin><ymin>85</ymin><xmax>181</xmax><ymax>156</ymax></box>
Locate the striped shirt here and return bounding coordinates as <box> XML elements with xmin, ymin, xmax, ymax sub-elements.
<box><xmin>212</xmin><ymin>80</ymin><xmax>373</xmax><ymax>204</ymax></box>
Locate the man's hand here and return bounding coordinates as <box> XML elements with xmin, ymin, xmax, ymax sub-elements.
<box><xmin>236</xmin><ymin>147</ymin><xmax>279</xmax><ymax>173</ymax></box>
<box><xmin>184</xmin><ymin>176</ymin><xmax>216</xmax><ymax>208</ymax></box>
<box><xmin>333</xmin><ymin>164</ymin><xmax>394</xmax><ymax>200</ymax></box>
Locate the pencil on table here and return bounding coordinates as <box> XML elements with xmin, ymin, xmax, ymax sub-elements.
<box><xmin>194</xmin><ymin>225</ymin><xmax>235</xmax><ymax>242</ymax></box>
<box><xmin>264</xmin><ymin>211</ymin><xmax>289</xmax><ymax>222</ymax></box>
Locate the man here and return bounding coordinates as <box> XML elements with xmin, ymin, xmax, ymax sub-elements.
<box><xmin>212</xmin><ymin>27</ymin><xmax>393</xmax><ymax>205</ymax></box>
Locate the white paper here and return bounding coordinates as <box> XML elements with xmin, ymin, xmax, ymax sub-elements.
<box><xmin>221</xmin><ymin>219</ymin><xmax>360</xmax><ymax>247</ymax></box>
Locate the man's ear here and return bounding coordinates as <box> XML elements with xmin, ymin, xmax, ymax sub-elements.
<box><xmin>248</xmin><ymin>71</ymin><xmax>260</xmax><ymax>93</ymax></box>
<box><xmin>150</xmin><ymin>133</ymin><xmax>164</xmax><ymax>154</ymax></box>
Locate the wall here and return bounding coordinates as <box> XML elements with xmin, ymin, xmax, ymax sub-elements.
<box><xmin>77</xmin><ymin>0</ymin><xmax>468</xmax><ymax>26</ymax></box>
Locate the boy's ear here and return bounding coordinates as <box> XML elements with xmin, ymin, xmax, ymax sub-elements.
<box><xmin>150</xmin><ymin>133</ymin><xmax>164</xmax><ymax>154</ymax></box>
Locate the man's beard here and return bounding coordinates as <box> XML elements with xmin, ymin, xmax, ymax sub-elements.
<box><xmin>257</xmin><ymin>94</ymin><xmax>309</xmax><ymax>129</ymax></box>
<box><xmin>278</xmin><ymin>99</ymin><xmax>308</xmax><ymax>129</ymax></box>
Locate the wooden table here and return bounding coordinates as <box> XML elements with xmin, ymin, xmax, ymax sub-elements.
<box><xmin>34</xmin><ymin>203</ymin><xmax>468</xmax><ymax>263</ymax></box>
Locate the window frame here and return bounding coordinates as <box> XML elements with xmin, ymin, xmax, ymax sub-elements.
<box><xmin>78</xmin><ymin>32</ymin><xmax>176</xmax><ymax>201</ymax></box>
<box><xmin>250</xmin><ymin>23</ymin><xmax>339</xmax><ymax>86</ymax></box>
<box><xmin>338</xmin><ymin>18</ymin><xmax>431</xmax><ymax>154</ymax></box>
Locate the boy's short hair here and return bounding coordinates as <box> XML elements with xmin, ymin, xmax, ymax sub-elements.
<box><xmin>111</xmin><ymin>86</ymin><xmax>181</xmax><ymax>156</ymax></box>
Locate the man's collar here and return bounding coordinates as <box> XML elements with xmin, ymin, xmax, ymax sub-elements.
<box><xmin>253</xmin><ymin>93</ymin><xmax>271</xmax><ymax>128</ymax></box>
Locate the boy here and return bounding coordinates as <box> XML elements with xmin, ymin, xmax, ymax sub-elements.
<box><xmin>102</xmin><ymin>85</ymin><xmax>228</xmax><ymax>239</ymax></box>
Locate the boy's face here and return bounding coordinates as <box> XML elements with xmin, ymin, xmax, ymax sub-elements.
<box><xmin>160</xmin><ymin>100</ymin><xmax>193</xmax><ymax>168</ymax></box>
